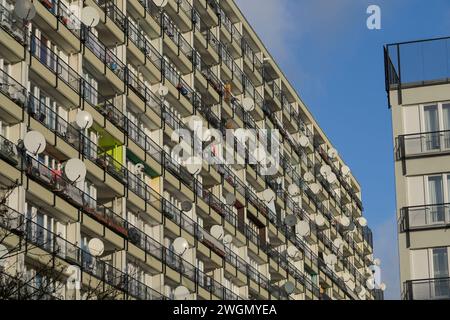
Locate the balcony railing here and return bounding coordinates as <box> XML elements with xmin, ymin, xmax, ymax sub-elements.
<box><xmin>404</xmin><ymin>277</ymin><xmax>450</xmax><ymax>300</ymax></box>
<box><xmin>0</xmin><ymin>4</ymin><xmax>27</xmax><ymax>44</ymax></box>
<box><xmin>384</xmin><ymin>36</ymin><xmax>450</xmax><ymax>92</ymax></box>
<box><xmin>397</xmin><ymin>130</ymin><xmax>450</xmax><ymax>160</ymax></box>
<box><xmin>400</xmin><ymin>203</ymin><xmax>450</xmax><ymax>232</ymax></box>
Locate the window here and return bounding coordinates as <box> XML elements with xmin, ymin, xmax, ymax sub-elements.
<box><xmin>421</xmin><ymin>102</ymin><xmax>450</xmax><ymax>152</ymax></box>
<box><xmin>427</xmin><ymin>175</ymin><xmax>445</xmax><ymax>222</ymax></box>
<box><xmin>432</xmin><ymin>248</ymin><xmax>449</xmax><ymax>297</ymax></box>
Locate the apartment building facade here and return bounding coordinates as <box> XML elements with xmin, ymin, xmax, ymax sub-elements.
<box><xmin>385</xmin><ymin>36</ymin><xmax>450</xmax><ymax>300</ymax></box>
<box><xmin>0</xmin><ymin>0</ymin><xmax>379</xmax><ymax>300</ymax></box>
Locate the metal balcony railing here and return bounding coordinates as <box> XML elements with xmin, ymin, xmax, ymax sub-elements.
<box><xmin>404</xmin><ymin>277</ymin><xmax>450</xmax><ymax>300</ymax></box>
<box><xmin>396</xmin><ymin>130</ymin><xmax>450</xmax><ymax>160</ymax></box>
<box><xmin>400</xmin><ymin>203</ymin><xmax>450</xmax><ymax>232</ymax></box>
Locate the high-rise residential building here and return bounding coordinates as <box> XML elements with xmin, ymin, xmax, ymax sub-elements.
<box><xmin>0</xmin><ymin>0</ymin><xmax>379</xmax><ymax>300</ymax></box>
<box><xmin>385</xmin><ymin>36</ymin><xmax>450</xmax><ymax>300</ymax></box>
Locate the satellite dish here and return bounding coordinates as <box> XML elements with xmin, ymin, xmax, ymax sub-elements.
<box><xmin>81</xmin><ymin>6</ymin><xmax>100</xmax><ymax>27</ymax></box>
<box><xmin>87</xmin><ymin>238</ymin><xmax>104</xmax><ymax>257</ymax></box>
<box><xmin>76</xmin><ymin>111</ymin><xmax>93</xmax><ymax>130</ymax></box>
<box><xmin>64</xmin><ymin>158</ymin><xmax>87</xmax><ymax>183</ymax></box>
<box><xmin>158</xmin><ymin>85</ymin><xmax>169</xmax><ymax>97</ymax></box>
<box><xmin>320</xmin><ymin>165</ymin><xmax>332</xmax><ymax>177</ymax></box>
<box><xmin>346</xmin><ymin>221</ymin><xmax>356</xmax><ymax>233</ymax></box>
<box><xmin>253</xmin><ymin>147</ymin><xmax>267</xmax><ymax>163</ymax></box>
<box><xmin>296</xmin><ymin>220</ymin><xmax>310</xmax><ymax>237</ymax></box>
<box><xmin>225</xmin><ymin>193</ymin><xmax>236</xmax><ymax>206</ymax></box>
<box><xmin>173</xmin><ymin>237</ymin><xmax>189</xmax><ymax>255</ymax></box>
<box><xmin>262</xmin><ymin>188</ymin><xmax>275</xmax><ymax>203</ymax></box>
<box><xmin>333</xmin><ymin>238</ymin><xmax>344</xmax><ymax>249</ymax></box>
<box><xmin>223</xmin><ymin>234</ymin><xmax>233</xmax><ymax>245</ymax></box>
<box><xmin>366</xmin><ymin>278</ymin><xmax>375</xmax><ymax>290</ymax></box>
<box><xmin>210</xmin><ymin>225</ymin><xmax>224</xmax><ymax>240</ymax></box>
<box><xmin>373</xmin><ymin>258</ymin><xmax>381</xmax><ymax>267</ymax></box>
<box><xmin>299</xmin><ymin>135</ymin><xmax>310</xmax><ymax>148</ymax></box>
<box><xmin>357</xmin><ymin>217</ymin><xmax>368</xmax><ymax>227</ymax></box>
<box><xmin>154</xmin><ymin>0</ymin><xmax>168</xmax><ymax>7</ymax></box>
<box><xmin>284</xmin><ymin>214</ymin><xmax>297</xmax><ymax>227</ymax></box>
<box><xmin>24</xmin><ymin>131</ymin><xmax>46</xmax><ymax>155</ymax></box>
<box><xmin>327</xmin><ymin>148</ymin><xmax>338</xmax><ymax>159</ymax></box>
<box><xmin>187</xmin><ymin>115</ymin><xmax>203</xmax><ymax>131</ymax></box>
<box><xmin>286</xmin><ymin>246</ymin><xmax>299</xmax><ymax>259</ymax></box>
<box><xmin>341</xmin><ymin>165</ymin><xmax>351</xmax><ymax>177</ymax></box>
<box><xmin>242</xmin><ymin>97</ymin><xmax>255</xmax><ymax>112</ymax></box>
<box><xmin>184</xmin><ymin>156</ymin><xmax>202</xmax><ymax>175</ymax></box>
<box><xmin>173</xmin><ymin>286</ymin><xmax>190</xmax><ymax>300</ymax></box>
<box><xmin>309</xmin><ymin>183</ymin><xmax>321</xmax><ymax>195</ymax></box>
<box><xmin>341</xmin><ymin>272</ymin><xmax>351</xmax><ymax>283</ymax></box>
<box><xmin>288</xmin><ymin>184</ymin><xmax>300</xmax><ymax>196</ymax></box>
<box><xmin>379</xmin><ymin>283</ymin><xmax>387</xmax><ymax>291</ymax></box>
<box><xmin>135</xmin><ymin>163</ymin><xmax>145</xmax><ymax>173</ymax></box>
<box><xmin>315</xmin><ymin>214</ymin><xmax>326</xmax><ymax>227</ymax></box>
<box><xmin>324</xmin><ymin>253</ymin><xmax>337</xmax><ymax>266</ymax></box>
<box><xmin>303</xmin><ymin>172</ymin><xmax>314</xmax><ymax>183</ymax></box>
<box><xmin>327</xmin><ymin>172</ymin><xmax>337</xmax><ymax>184</ymax></box>
<box><xmin>339</xmin><ymin>215</ymin><xmax>350</xmax><ymax>227</ymax></box>
<box><xmin>14</xmin><ymin>0</ymin><xmax>36</xmax><ymax>21</ymax></box>
<box><xmin>181</xmin><ymin>201</ymin><xmax>193</xmax><ymax>212</ymax></box>
<box><xmin>0</xmin><ymin>244</ymin><xmax>8</xmax><ymax>267</ymax></box>
<box><xmin>283</xmin><ymin>281</ymin><xmax>295</xmax><ymax>295</ymax></box>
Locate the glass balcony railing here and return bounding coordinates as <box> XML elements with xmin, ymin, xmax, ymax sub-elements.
<box><xmin>400</xmin><ymin>203</ymin><xmax>450</xmax><ymax>232</ymax></box>
<box><xmin>0</xmin><ymin>4</ymin><xmax>27</xmax><ymax>44</ymax></box>
<box><xmin>404</xmin><ymin>277</ymin><xmax>450</xmax><ymax>300</ymax></box>
<box><xmin>37</xmin><ymin>0</ymin><xmax>81</xmax><ymax>38</ymax></box>
<box><xmin>162</xmin><ymin>13</ymin><xmax>193</xmax><ymax>58</ymax></box>
<box><xmin>397</xmin><ymin>129</ymin><xmax>450</xmax><ymax>159</ymax></box>
<box><xmin>95</xmin><ymin>0</ymin><xmax>127</xmax><ymax>31</ymax></box>
<box><xmin>126</xmin><ymin>21</ymin><xmax>163</xmax><ymax>71</ymax></box>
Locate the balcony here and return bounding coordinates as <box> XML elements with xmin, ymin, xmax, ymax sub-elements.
<box><xmin>88</xmin><ymin>0</ymin><xmax>126</xmax><ymax>45</ymax></box>
<box><xmin>127</xmin><ymin>0</ymin><xmax>161</xmax><ymax>39</ymax></box>
<box><xmin>396</xmin><ymin>130</ymin><xmax>450</xmax><ymax>160</ymax></box>
<box><xmin>384</xmin><ymin>36</ymin><xmax>450</xmax><ymax>106</ymax></box>
<box><xmin>400</xmin><ymin>203</ymin><xmax>450</xmax><ymax>232</ymax></box>
<box><xmin>0</xmin><ymin>4</ymin><xmax>27</xmax><ymax>62</ymax></box>
<box><xmin>165</xmin><ymin>0</ymin><xmax>192</xmax><ymax>32</ymax></box>
<box><xmin>404</xmin><ymin>277</ymin><xmax>450</xmax><ymax>300</ymax></box>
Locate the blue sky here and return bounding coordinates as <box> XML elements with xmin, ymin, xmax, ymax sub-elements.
<box><xmin>235</xmin><ymin>0</ymin><xmax>450</xmax><ymax>299</ymax></box>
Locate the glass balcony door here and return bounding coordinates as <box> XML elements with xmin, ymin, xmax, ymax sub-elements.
<box><xmin>427</xmin><ymin>176</ymin><xmax>446</xmax><ymax>224</ymax></box>
<box><xmin>424</xmin><ymin>105</ymin><xmax>440</xmax><ymax>151</ymax></box>
<box><xmin>432</xmin><ymin>248</ymin><xmax>449</xmax><ymax>299</ymax></box>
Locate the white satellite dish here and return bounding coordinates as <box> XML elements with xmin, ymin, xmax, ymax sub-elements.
<box><xmin>315</xmin><ymin>214</ymin><xmax>326</xmax><ymax>227</ymax></box>
<box><xmin>379</xmin><ymin>283</ymin><xmax>387</xmax><ymax>291</ymax></box>
<box><xmin>225</xmin><ymin>193</ymin><xmax>236</xmax><ymax>206</ymax></box>
<box><xmin>14</xmin><ymin>0</ymin><xmax>36</xmax><ymax>21</ymax></box>
<box><xmin>339</xmin><ymin>215</ymin><xmax>350</xmax><ymax>227</ymax></box>
<box><xmin>341</xmin><ymin>272</ymin><xmax>351</xmax><ymax>283</ymax></box>
<box><xmin>181</xmin><ymin>201</ymin><xmax>192</xmax><ymax>212</ymax></box>
<box><xmin>341</xmin><ymin>165</ymin><xmax>351</xmax><ymax>177</ymax></box>
<box><xmin>158</xmin><ymin>85</ymin><xmax>169</xmax><ymax>97</ymax></box>
<box><xmin>24</xmin><ymin>131</ymin><xmax>46</xmax><ymax>155</ymax></box>
<box><xmin>327</xmin><ymin>172</ymin><xmax>337</xmax><ymax>184</ymax></box>
<box><xmin>135</xmin><ymin>163</ymin><xmax>145</xmax><ymax>173</ymax></box>
<box><xmin>327</xmin><ymin>148</ymin><xmax>338</xmax><ymax>159</ymax></box>
<box><xmin>366</xmin><ymin>278</ymin><xmax>375</xmax><ymax>290</ymax></box>
<box><xmin>210</xmin><ymin>225</ymin><xmax>224</xmax><ymax>240</ymax></box>
<box><xmin>324</xmin><ymin>253</ymin><xmax>337</xmax><ymax>266</ymax></box>
<box><xmin>296</xmin><ymin>220</ymin><xmax>310</xmax><ymax>237</ymax></box>
<box><xmin>184</xmin><ymin>156</ymin><xmax>202</xmax><ymax>175</ymax></box>
<box><xmin>242</xmin><ymin>97</ymin><xmax>255</xmax><ymax>112</ymax></box>
<box><xmin>154</xmin><ymin>0</ymin><xmax>168</xmax><ymax>7</ymax></box>
<box><xmin>286</xmin><ymin>246</ymin><xmax>299</xmax><ymax>259</ymax></box>
<box><xmin>76</xmin><ymin>110</ymin><xmax>93</xmax><ymax>130</ymax></box>
<box><xmin>223</xmin><ymin>234</ymin><xmax>233</xmax><ymax>245</ymax></box>
<box><xmin>299</xmin><ymin>135</ymin><xmax>310</xmax><ymax>148</ymax></box>
<box><xmin>357</xmin><ymin>217</ymin><xmax>368</xmax><ymax>227</ymax></box>
<box><xmin>284</xmin><ymin>214</ymin><xmax>297</xmax><ymax>227</ymax></box>
<box><xmin>0</xmin><ymin>244</ymin><xmax>8</xmax><ymax>267</ymax></box>
<box><xmin>288</xmin><ymin>184</ymin><xmax>300</xmax><ymax>196</ymax></box>
<box><xmin>309</xmin><ymin>183</ymin><xmax>321</xmax><ymax>195</ymax></box>
<box><xmin>262</xmin><ymin>188</ymin><xmax>275</xmax><ymax>203</ymax></box>
<box><xmin>320</xmin><ymin>165</ymin><xmax>332</xmax><ymax>177</ymax></box>
<box><xmin>87</xmin><ymin>238</ymin><xmax>104</xmax><ymax>257</ymax></box>
<box><xmin>64</xmin><ymin>158</ymin><xmax>87</xmax><ymax>183</ymax></box>
<box><xmin>284</xmin><ymin>281</ymin><xmax>295</xmax><ymax>295</ymax></box>
<box><xmin>303</xmin><ymin>172</ymin><xmax>314</xmax><ymax>183</ymax></box>
<box><xmin>81</xmin><ymin>6</ymin><xmax>100</xmax><ymax>27</ymax></box>
<box><xmin>173</xmin><ymin>237</ymin><xmax>189</xmax><ymax>255</ymax></box>
<box><xmin>173</xmin><ymin>286</ymin><xmax>190</xmax><ymax>300</ymax></box>
<box><xmin>373</xmin><ymin>258</ymin><xmax>381</xmax><ymax>267</ymax></box>
<box><xmin>333</xmin><ymin>238</ymin><xmax>344</xmax><ymax>249</ymax></box>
